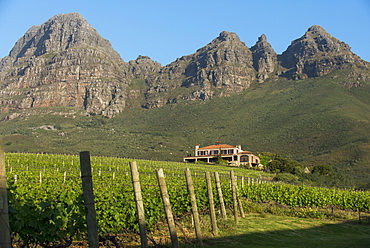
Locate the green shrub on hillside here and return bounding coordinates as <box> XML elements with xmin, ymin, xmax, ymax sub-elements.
<box><xmin>312</xmin><ymin>164</ymin><xmax>333</xmax><ymax>176</ymax></box>
<box><xmin>216</xmin><ymin>150</ymin><xmax>229</xmax><ymax>165</ymax></box>
<box><xmin>263</xmin><ymin>154</ymin><xmax>304</xmax><ymax>174</ymax></box>
<box><xmin>216</xmin><ymin>158</ymin><xmax>228</xmax><ymax>166</ymax></box>
<box><xmin>257</xmin><ymin>153</ymin><xmax>270</xmax><ymax>166</ymax></box>
<box><xmin>273</xmin><ymin>173</ymin><xmax>300</xmax><ymax>184</ymax></box>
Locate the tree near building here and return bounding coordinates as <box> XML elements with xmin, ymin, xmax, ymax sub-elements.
<box><xmin>311</xmin><ymin>164</ymin><xmax>333</xmax><ymax>176</ymax></box>
<box><xmin>264</xmin><ymin>154</ymin><xmax>304</xmax><ymax>174</ymax></box>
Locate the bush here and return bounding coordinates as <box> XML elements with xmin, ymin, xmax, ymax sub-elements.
<box><xmin>264</xmin><ymin>154</ymin><xmax>304</xmax><ymax>174</ymax></box>
<box><xmin>216</xmin><ymin>159</ymin><xmax>228</xmax><ymax>166</ymax></box>
<box><xmin>292</xmin><ymin>166</ymin><xmax>304</xmax><ymax>175</ymax></box>
<box><xmin>257</xmin><ymin>153</ymin><xmax>270</xmax><ymax>166</ymax></box>
<box><xmin>273</xmin><ymin>173</ymin><xmax>300</xmax><ymax>184</ymax></box>
<box><xmin>312</xmin><ymin>164</ymin><xmax>333</xmax><ymax>176</ymax></box>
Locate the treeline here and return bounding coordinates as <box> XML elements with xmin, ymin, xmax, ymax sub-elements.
<box><xmin>258</xmin><ymin>152</ymin><xmax>364</xmax><ymax>189</ymax></box>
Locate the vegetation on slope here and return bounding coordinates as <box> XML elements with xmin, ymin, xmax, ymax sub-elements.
<box><xmin>1</xmin><ymin>68</ymin><xmax>370</xmax><ymax>187</ymax></box>
<box><xmin>5</xmin><ymin>153</ymin><xmax>370</xmax><ymax>247</ymax></box>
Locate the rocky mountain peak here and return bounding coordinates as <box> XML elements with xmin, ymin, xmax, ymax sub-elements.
<box><xmin>183</xmin><ymin>31</ymin><xmax>255</xmax><ymax>88</ymax></box>
<box><xmin>257</xmin><ymin>34</ymin><xmax>267</xmax><ymax>42</ymax></box>
<box><xmin>218</xmin><ymin>31</ymin><xmax>241</xmax><ymax>42</ymax></box>
<box><xmin>250</xmin><ymin>34</ymin><xmax>278</xmax><ymax>80</ymax></box>
<box><xmin>190</xmin><ymin>31</ymin><xmax>252</xmax><ymax>70</ymax></box>
<box><xmin>279</xmin><ymin>25</ymin><xmax>366</xmax><ymax>78</ymax></box>
<box><xmin>304</xmin><ymin>25</ymin><xmax>351</xmax><ymax>53</ymax></box>
<box><xmin>8</xmin><ymin>12</ymin><xmax>118</xmax><ymax>63</ymax></box>
<box><xmin>0</xmin><ymin>13</ymin><xmax>368</xmax><ymax>119</ymax></box>
<box><xmin>196</xmin><ymin>31</ymin><xmax>246</xmax><ymax>54</ymax></box>
<box><xmin>0</xmin><ymin>12</ymin><xmax>127</xmax><ymax>118</ymax></box>
<box><xmin>307</xmin><ymin>24</ymin><xmax>326</xmax><ymax>33</ymax></box>
<box><xmin>141</xmin><ymin>31</ymin><xmax>256</xmax><ymax>108</ymax></box>
<box><xmin>128</xmin><ymin>55</ymin><xmax>162</xmax><ymax>79</ymax></box>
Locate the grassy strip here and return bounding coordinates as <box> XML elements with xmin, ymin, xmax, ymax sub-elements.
<box><xmin>89</xmin><ymin>200</ymin><xmax>370</xmax><ymax>247</ymax></box>
<box><xmin>203</xmin><ymin>214</ymin><xmax>370</xmax><ymax>248</ymax></box>
<box><xmin>187</xmin><ymin>200</ymin><xmax>370</xmax><ymax>248</ymax></box>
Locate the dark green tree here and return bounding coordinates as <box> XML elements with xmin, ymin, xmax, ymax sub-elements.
<box><xmin>264</xmin><ymin>154</ymin><xmax>303</xmax><ymax>174</ymax></box>
<box><xmin>312</xmin><ymin>164</ymin><xmax>333</xmax><ymax>176</ymax></box>
<box><xmin>216</xmin><ymin>148</ymin><xmax>228</xmax><ymax>165</ymax></box>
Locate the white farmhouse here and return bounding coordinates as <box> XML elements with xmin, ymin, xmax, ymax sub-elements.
<box><xmin>184</xmin><ymin>141</ymin><xmax>260</xmax><ymax>167</ymax></box>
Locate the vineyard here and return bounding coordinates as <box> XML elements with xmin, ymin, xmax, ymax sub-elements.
<box><xmin>2</xmin><ymin>152</ymin><xmax>370</xmax><ymax>247</ymax></box>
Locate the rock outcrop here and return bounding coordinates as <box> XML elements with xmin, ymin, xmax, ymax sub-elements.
<box><xmin>128</xmin><ymin>55</ymin><xmax>162</xmax><ymax>79</ymax></box>
<box><xmin>182</xmin><ymin>31</ymin><xmax>256</xmax><ymax>90</ymax></box>
<box><xmin>279</xmin><ymin>25</ymin><xmax>368</xmax><ymax>79</ymax></box>
<box><xmin>0</xmin><ymin>13</ymin><xmax>368</xmax><ymax>118</ymax></box>
<box><xmin>142</xmin><ymin>31</ymin><xmax>256</xmax><ymax>108</ymax></box>
<box><xmin>250</xmin><ymin>34</ymin><xmax>278</xmax><ymax>81</ymax></box>
<box><xmin>0</xmin><ymin>13</ymin><xmax>128</xmax><ymax>117</ymax></box>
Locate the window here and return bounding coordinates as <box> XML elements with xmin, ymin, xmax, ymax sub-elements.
<box><xmin>240</xmin><ymin>155</ymin><xmax>249</xmax><ymax>162</ymax></box>
<box><xmin>213</xmin><ymin>150</ymin><xmax>218</xmax><ymax>155</ymax></box>
<box><xmin>228</xmin><ymin>149</ymin><xmax>234</xmax><ymax>154</ymax></box>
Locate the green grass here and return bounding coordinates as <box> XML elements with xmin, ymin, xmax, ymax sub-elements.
<box><xmin>202</xmin><ymin>214</ymin><xmax>370</xmax><ymax>248</ymax></box>
<box><xmin>150</xmin><ymin>199</ymin><xmax>370</xmax><ymax>248</ymax></box>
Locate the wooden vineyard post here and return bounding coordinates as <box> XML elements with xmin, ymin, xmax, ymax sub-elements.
<box><xmin>63</xmin><ymin>171</ymin><xmax>67</xmax><ymax>184</ymax></box>
<box><xmin>156</xmin><ymin>168</ymin><xmax>179</xmax><ymax>248</ymax></box>
<box><xmin>214</xmin><ymin>172</ymin><xmax>227</xmax><ymax>219</ymax></box>
<box><xmin>205</xmin><ymin>172</ymin><xmax>218</xmax><ymax>236</ymax></box>
<box><xmin>230</xmin><ymin>171</ymin><xmax>238</xmax><ymax>223</ymax></box>
<box><xmin>185</xmin><ymin>168</ymin><xmax>203</xmax><ymax>245</ymax></box>
<box><xmin>79</xmin><ymin>151</ymin><xmax>99</xmax><ymax>248</ymax></box>
<box><xmin>130</xmin><ymin>161</ymin><xmax>148</xmax><ymax>248</ymax></box>
<box><xmin>0</xmin><ymin>136</ymin><xmax>11</xmax><ymax>248</ymax></box>
<box><xmin>236</xmin><ymin>184</ymin><xmax>245</xmax><ymax>218</ymax></box>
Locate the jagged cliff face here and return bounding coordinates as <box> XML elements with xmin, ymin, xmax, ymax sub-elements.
<box><xmin>279</xmin><ymin>25</ymin><xmax>368</xmax><ymax>79</ymax></box>
<box><xmin>0</xmin><ymin>13</ymin><xmax>129</xmax><ymax>118</ymax></box>
<box><xmin>143</xmin><ymin>31</ymin><xmax>258</xmax><ymax>108</ymax></box>
<box><xmin>250</xmin><ymin>34</ymin><xmax>278</xmax><ymax>81</ymax></box>
<box><xmin>0</xmin><ymin>13</ymin><xmax>368</xmax><ymax>118</ymax></box>
<box><xmin>182</xmin><ymin>31</ymin><xmax>255</xmax><ymax>90</ymax></box>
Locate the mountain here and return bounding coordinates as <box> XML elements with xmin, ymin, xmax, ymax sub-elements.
<box><xmin>250</xmin><ymin>34</ymin><xmax>278</xmax><ymax>81</ymax></box>
<box><xmin>142</xmin><ymin>31</ymin><xmax>257</xmax><ymax>108</ymax></box>
<box><xmin>279</xmin><ymin>25</ymin><xmax>368</xmax><ymax>79</ymax></box>
<box><xmin>1</xmin><ymin>13</ymin><xmax>370</xmax><ymax>187</ymax></box>
<box><xmin>0</xmin><ymin>13</ymin><xmax>129</xmax><ymax>118</ymax></box>
<box><xmin>1</xmin><ymin>13</ymin><xmax>368</xmax><ymax>119</ymax></box>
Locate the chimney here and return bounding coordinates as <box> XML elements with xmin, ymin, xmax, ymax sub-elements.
<box><xmin>195</xmin><ymin>144</ymin><xmax>200</xmax><ymax>156</ymax></box>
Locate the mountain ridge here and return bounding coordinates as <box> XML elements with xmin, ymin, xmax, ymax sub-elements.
<box><xmin>0</xmin><ymin>13</ymin><xmax>368</xmax><ymax>118</ymax></box>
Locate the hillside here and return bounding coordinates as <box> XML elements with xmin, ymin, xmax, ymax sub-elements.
<box><xmin>1</xmin><ymin>67</ymin><xmax>370</xmax><ymax>185</ymax></box>
<box><xmin>0</xmin><ymin>13</ymin><xmax>370</xmax><ymax>187</ymax></box>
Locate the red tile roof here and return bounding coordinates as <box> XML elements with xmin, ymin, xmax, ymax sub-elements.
<box><xmin>198</xmin><ymin>144</ymin><xmax>236</xmax><ymax>150</ymax></box>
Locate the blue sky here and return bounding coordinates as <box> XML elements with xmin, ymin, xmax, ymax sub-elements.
<box><xmin>0</xmin><ymin>0</ymin><xmax>369</xmax><ymax>65</ymax></box>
